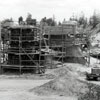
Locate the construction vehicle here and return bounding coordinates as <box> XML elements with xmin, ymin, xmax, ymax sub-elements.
<box><xmin>86</xmin><ymin>67</ymin><xmax>100</xmax><ymax>81</ymax></box>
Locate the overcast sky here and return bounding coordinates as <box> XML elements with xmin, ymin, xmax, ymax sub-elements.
<box><xmin>0</xmin><ymin>0</ymin><xmax>100</xmax><ymax>22</ymax></box>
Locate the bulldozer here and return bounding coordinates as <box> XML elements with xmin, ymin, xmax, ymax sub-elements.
<box><xmin>86</xmin><ymin>67</ymin><xmax>100</xmax><ymax>81</ymax></box>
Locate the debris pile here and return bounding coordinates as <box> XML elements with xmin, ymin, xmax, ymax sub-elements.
<box><xmin>31</xmin><ymin>64</ymin><xmax>88</xmax><ymax>98</ymax></box>
<box><xmin>79</xmin><ymin>83</ymin><xmax>100</xmax><ymax>100</ymax></box>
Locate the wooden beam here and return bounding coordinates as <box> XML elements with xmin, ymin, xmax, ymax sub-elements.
<box><xmin>0</xmin><ymin>22</ymin><xmax>1</xmax><ymax>62</ymax></box>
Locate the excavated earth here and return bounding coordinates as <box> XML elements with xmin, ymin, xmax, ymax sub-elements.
<box><xmin>0</xmin><ymin>63</ymin><xmax>100</xmax><ymax>100</ymax></box>
<box><xmin>30</xmin><ymin>63</ymin><xmax>100</xmax><ymax>100</ymax></box>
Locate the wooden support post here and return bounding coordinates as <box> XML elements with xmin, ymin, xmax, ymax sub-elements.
<box><xmin>88</xmin><ymin>44</ymin><xmax>90</xmax><ymax>67</ymax></box>
<box><xmin>19</xmin><ymin>28</ymin><xmax>22</xmax><ymax>75</ymax></box>
<box><xmin>62</xmin><ymin>25</ymin><xmax>63</xmax><ymax>67</ymax></box>
<box><xmin>0</xmin><ymin>22</ymin><xmax>2</xmax><ymax>74</ymax></box>
<box><xmin>49</xmin><ymin>29</ymin><xmax>52</xmax><ymax>69</ymax></box>
<box><xmin>19</xmin><ymin>67</ymin><xmax>22</xmax><ymax>75</ymax></box>
<box><xmin>38</xmin><ymin>29</ymin><xmax>40</xmax><ymax>74</ymax></box>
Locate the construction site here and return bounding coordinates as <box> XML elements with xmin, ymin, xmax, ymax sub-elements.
<box><xmin>1</xmin><ymin>17</ymin><xmax>100</xmax><ymax>100</ymax></box>
<box><xmin>0</xmin><ymin>21</ymin><xmax>88</xmax><ymax>74</ymax></box>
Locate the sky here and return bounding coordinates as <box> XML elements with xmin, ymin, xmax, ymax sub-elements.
<box><xmin>0</xmin><ymin>0</ymin><xmax>100</xmax><ymax>22</ymax></box>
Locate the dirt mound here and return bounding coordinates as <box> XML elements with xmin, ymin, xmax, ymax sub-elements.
<box><xmin>30</xmin><ymin>64</ymin><xmax>88</xmax><ymax>98</ymax></box>
<box><xmin>46</xmin><ymin>63</ymin><xmax>88</xmax><ymax>77</ymax></box>
<box><xmin>32</xmin><ymin>75</ymin><xmax>88</xmax><ymax>97</ymax></box>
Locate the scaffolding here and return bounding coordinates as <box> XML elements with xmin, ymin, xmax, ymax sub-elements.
<box><xmin>1</xmin><ymin>25</ymin><xmax>46</xmax><ymax>74</ymax></box>
<box><xmin>44</xmin><ymin>22</ymin><xmax>87</xmax><ymax>67</ymax></box>
<box><xmin>0</xmin><ymin>21</ymin><xmax>88</xmax><ymax>74</ymax></box>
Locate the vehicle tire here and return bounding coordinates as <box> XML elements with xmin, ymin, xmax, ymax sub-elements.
<box><xmin>94</xmin><ymin>77</ymin><xmax>98</xmax><ymax>81</ymax></box>
<box><xmin>97</xmin><ymin>77</ymin><xmax>100</xmax><ymax>81</ymax></box>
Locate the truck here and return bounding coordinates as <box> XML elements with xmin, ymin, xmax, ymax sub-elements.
<box><xmin>86</xmin><ymin>67</ymin><xmax>100</xmax><ymax>81</ymax></box>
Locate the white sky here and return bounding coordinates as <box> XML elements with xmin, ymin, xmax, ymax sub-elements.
<box><xmin>0</xmin><ymin>0</ymin><xmax>100</xmax><ymax>22</ymax></box>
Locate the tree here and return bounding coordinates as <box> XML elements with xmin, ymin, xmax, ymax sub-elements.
<box><xmin>46</xmin><ymin>18</ymin><xmax>56</xmax><ymax>26</ymax></box>
<box><xmin>26</xmin><ymin>13</ymin><xmax>37</xmax><ymax>25</ymax></box>
<box><xmin>18</xmin><ymin>16</ymin><xmax>23</xmax><ymax>25</ymax></box>
<box><xmin>41</xmin><ymin>17</ymin><xmax>47</xmax><ymax>23</ymax></box>
<box><xmin>40</xmin><ymin>17</ymin><xmax>56</xmax><ymax>26</ymax></box>
<box><xmin>1</xmin><ymin>19</ymin><xmax>13</xmax><ymax>42</ymax></box>
<box><xmin>89</xmin><ymin>11</ymin><xmax>100</xmax><ymax>28</ymax></box>
<box><xmin>1</xmin><ymin>18</ymin><xmax>13</xmax><ymax>27</ymax></box>
<box><xmin>58</xmin><ymin>21</ymin><xmax>61</xmax><ymax>25</ymax></box>
<box><xmin>76</xmin><ymin>14</ymin><xmax>87</xmax><ymax>28</ymax></box>
<box><xmin>90</xmin><ymin>15</ymin><xmax>98</xmax><ymax>28</ymax></box>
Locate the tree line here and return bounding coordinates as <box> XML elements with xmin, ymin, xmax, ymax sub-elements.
<box><xmin>2</xmin><ymin>11</ymin><xmax>100</xmax><ymax>29</ymax></box>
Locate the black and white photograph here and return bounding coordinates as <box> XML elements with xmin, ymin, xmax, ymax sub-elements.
<box><xmin>0</xmin><ymin>0</ymin><xmax>100</xmax><ymax>100</ymax></box>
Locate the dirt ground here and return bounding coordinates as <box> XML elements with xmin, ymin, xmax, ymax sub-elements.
<box><xmin>0</xmin><ymin>65</ymin><xmax>86</xmax><ymax>100</ymax></box>
<box><xmin>0</xmin><ymin>77</ymin><xmax>77</xmax><ymax>100</ymax></box>
<box><xmin>0</xmin><ymin>57</ymin><xmax>99</xmax><ymax>100</ymax></box>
